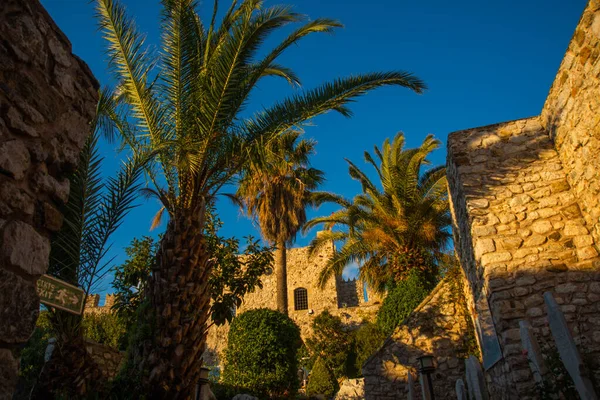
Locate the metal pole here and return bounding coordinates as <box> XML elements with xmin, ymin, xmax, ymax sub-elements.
<box><xmin>426</xmin><ymin>372</ymin><xmax>435</xmax><ymax>400</ymax></box>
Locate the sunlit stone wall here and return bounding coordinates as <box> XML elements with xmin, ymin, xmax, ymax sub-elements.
<box><xmin>362</xmin><ymin>276</ymin><xmax>474</xmax><ymax>400</ymax></box>
<box><xmin>0</xmin><ymin>0</ymin><xmax>98</xmax><ymax>396</ymax></box>
<box><xmin>447</xmin><ymin>2</ymin><xmax>600</xmax><ymax>398</ymax></box>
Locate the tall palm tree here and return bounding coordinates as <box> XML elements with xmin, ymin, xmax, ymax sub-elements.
<box><xmin>305</xmin><ymin>133</ymin><xmax>451</xmax><ymax>293</ymax></box>
<box><xmin>236</xmin><ymin>131</ymin><xmax>323</xmax><ymax>314</ymax></box>
<box><xmin>93</xmin><ymin>0</ymin><xmax>425</xmax><ymax>395</ymax></box>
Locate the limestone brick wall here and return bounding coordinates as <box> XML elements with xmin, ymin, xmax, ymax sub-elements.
<box><xmin>362</xmin><ymin>274</ymin><xmax>475</xmax><ymax>400</ymax></box>
<box><xmin>541</xmin><ymin>1</ymin><xmax>600</xmax><ymax>248</ymax></box>
<box><xmin>446</xmin><ymin>2</ymin><xmax>600</xmax><ymax>398</ymax></box>
<box><xmin>447</xmin><ymin>117</ymin><xmax>600</xmax><ymax>398</ymax></box>
<box><xmin>0</xmin><ymin>0</ymin><xmax>98</xmax><ymax>397</ymax></box>
<box><xmin>204</xmin><ymin>243</ymin><xmax>381</xmax><ymax>367</ymax></box>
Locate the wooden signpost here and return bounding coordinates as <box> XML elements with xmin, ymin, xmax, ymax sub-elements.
<box><xmin>37</xmin><ymin>274</ymin><xmax>85</xmax><ymax>315</ymax></box>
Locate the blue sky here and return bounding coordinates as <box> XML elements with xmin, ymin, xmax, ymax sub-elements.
<box><xmin>41</xmin><ymin>0</ymin><xmax>586</xmax><ymax>293</ymax></box>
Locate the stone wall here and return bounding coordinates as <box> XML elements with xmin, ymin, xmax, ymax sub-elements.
<box><xmin>204</xmin><ymin>243</ymin><xmax>382</xmax><ymax>367</ymax></box>
<box><xmin>446</xmin><ymin>2</ymin><xmax>600</xmax><ymax>398</ymax></box>
<box><xmin>84</xmin><ymin>339</ymin><xmax>124</xmax><ymax>381</ymax></box>
<box><xmin>362</xmin><ymin>274</ymin><xmax>475</xmax><ymax>400</ymax></box>
<box><xmin>0</xmin><ymin>0</ymin><xmax>98</xmax><ymax>397</ymax></box>
<box><xmin>541</xmin><ymin>1</ymin><xmax>600</xmax><ymax>249</ymax></box>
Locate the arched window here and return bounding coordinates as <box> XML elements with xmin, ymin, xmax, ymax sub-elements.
<box><xmin>294</xmin><ymin>288</ymin><xmax>308</xmax><ymax>311</ymax></box>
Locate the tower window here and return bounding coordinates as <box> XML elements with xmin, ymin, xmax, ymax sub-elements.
<box><xmin>294</xmin><ymin>288</ymin><xmax>308</xmax><ymax>311</ymax></box>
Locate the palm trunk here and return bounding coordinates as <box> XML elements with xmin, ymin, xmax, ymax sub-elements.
<box><xmin>34</xmin><ymin>330</ymin><xmax>105</xmax><ymax>399</ymax></box>
<box><xmin>129</xmin><ymin>202</ymin><xmax>213</xmax><ymax>399</ymax></box>
<box><xmin>275</xmin><ymin>238</ymin><xmax>288</xmax><ymax>315</ymax></box>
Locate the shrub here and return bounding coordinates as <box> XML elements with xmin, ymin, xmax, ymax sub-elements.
<box><xmin>376</xmin><ymin>270</ymin><xmax>430</xmax><ymax>335</ymax></box>
<box><xmin>13</xmin><ymin>312</ymin><xmax>53</xmax><ymax>400</ymax></box>
<box><xmin>223</xmin><ymin>308</ymin><xmax>301</xmax><ymax>397</ymax></box>
<box><xmin>352</xmin><ymin>322</ymin><xmax>386</xmax><ymax>374</ymax></box>
<box><xmin>306</xmin><ymin>356</ymin><xmax>338</xmax><ymax>399</ymax></box>
<box><xmin>306</xmin><ymin>310</ymin><xmax>352</xmax><ymax>378</ymax></box>
<box><xmin>82</xmin><ymin>311</ymin><xmax>128</xmax><ymax>350</ymax></box>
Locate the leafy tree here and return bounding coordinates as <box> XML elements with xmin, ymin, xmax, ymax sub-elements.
<box><xmin>306</xmin><ymin>356</ymin><xmax>339</xmax><ymax>400</ymax></box>
<box><xmin>111</xmin><ymin>207</ymin><xmax>273</xmax><ymax>329</ymax></box>
<box><xmin>111</xmin><ymin>236</ymin><xmax>158</xmax><ymax>332</ymax></box>
<box><xmin>93</xmin><ymin>0</ymin><xmax>424</xmax><ymax>394</ymax></box>
<box><xmin>306</xmin><ymin>310</ymin><xmax>353</xmax><ymax>378</ymax></box>
<box><xmin>352</xmin><ymin>322</ymin><xmax>386</xmax><ymax>374</ymax></box>
<box><xmin>223</xmin><ymin>308</ymin><xmax>302</xmax><ymax>397</ymax></box>
<box><xmin>376</xmin><ymin>269</ymin><xmax>430</xmax><ymax>335</ymax></box>
<box><xmin>305</xmin><ymin>133</ymin><xmax>451</xmax><ymax>292</ymax></box>
<box><xmin>236</xmin><ymin>131</ymin><xmax>323</xmax><ymax>314</ymax></box>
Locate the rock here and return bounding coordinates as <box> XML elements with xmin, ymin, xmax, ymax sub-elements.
<box><xmin>474</xmin><ymin>239</ymin><xmax>495</xmax><ymax>258</ymax></box>
<box><xmin>531</xmin><ymin>220</ymin><xmax>553</xmax><ymax>234</ymax></box>
<box><xmin>335</xmin><ymin>378</ymin><xmax>365</xmax><ymax>400</ymax></box>
<box><xmin>0</xmin><ymin>140</ymin><xmax>31</xmax><ymax>179</ymax></box>
<box><xmin>1</xmin><ymin>220</ymin><xmax>50</xmax><ymax>275</ymax></box>
<box><xmin>564</xmin><ymin>221</ymin><xmax>589</xmax><ymax>236</ymax></box>
<box><xmin>0</xmin><ymin>268</ymin><xmax>39</xmax><ymax>344</ymax></box>
<box><xmin>0</xmin><ymin>349</ymin><xmax>19</xmax><ymax>400</ymax></box>
<box><xmin>481</xmin><ymin>251</ymin><xmax>512</xmax><ymax>264</ymax></box>
<box><xmin>232</xmin><ymin>395</ymin><xmax>258</xmax><ymax>400</ymax></box>
<box><xmin>42</xmin><ymin>202</ymin><xmax>63</xmax><ymax>231</ymax></box>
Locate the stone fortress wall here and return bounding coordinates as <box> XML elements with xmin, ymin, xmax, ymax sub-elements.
<box><xmin>204</xmin><ymin>239</ymin><xmax>382</xmax><ymax>366</ymax></box>
<box><xmin>0</xmin><ymin>0</ymin><xmax>98</xmax><ymax>397</ymax></box>
<box><xmin>447</xmin><ymin>1</ymin><xmax>600</xmax><ymax>398</ymax></box>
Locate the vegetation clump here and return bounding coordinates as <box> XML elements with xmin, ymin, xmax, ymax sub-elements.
<box><xmin>223</xmin><ymin>308</ymin><xmax>302</xmax><ymax>397</ymax></box>
<box><xmin>306</xmin><ymin>356</ymin><xmax>339</xmax><ymax>400</ymax></box>
<box><xmin>306</xmin><ymin>310</ymin><xmax>353</xmax><ymax>378</ymax></box>
<box><xmin>376</xmin><ymin>269</ymin><xmax>430</xmax><ymax>335</ymax></box>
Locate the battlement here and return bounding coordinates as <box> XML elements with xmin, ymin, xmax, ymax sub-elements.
<box><xmin>84</xmin><ymin>293</ymin><xmax>116</xmax><ymax>314</ymax></box>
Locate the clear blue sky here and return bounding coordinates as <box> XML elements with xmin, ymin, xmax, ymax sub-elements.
<box><xmin>41</xmin><ymin>0</ymin><xmax>587</xmax><ymax>293</ymax></box>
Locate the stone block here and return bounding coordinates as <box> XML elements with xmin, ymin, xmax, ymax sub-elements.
<box><xmin>0</xmin><ymin>349</ymin><xmax>18</xmax><ymax>400</ymax></box>
<box><xmin>1</xmin><ymin>220</ymin><xmax>49</xmax><ymax>275</ymax></box>
<box><xmin>0</xmin><ymin>140</ymin><xmax>31</xmax><ymax>180</ymax></box>
<box><xmin>0</xmin><ymin>268</ymin><xmax>39</xmax><ymax>344</ymax></box>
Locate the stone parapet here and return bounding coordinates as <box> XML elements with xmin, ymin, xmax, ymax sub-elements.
<box><xmin>0</xmin><ymin>0</ymin><xmax>98</xmax><ymax>397</ymax></box>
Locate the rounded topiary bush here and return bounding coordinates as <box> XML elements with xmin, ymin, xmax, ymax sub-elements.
<box><xmin>306</xmin><ymin>356</ymin><xmax>338</xmax><ymax>399</ymax></box>
<box><xmin>223</xmin><ymin>308</ymin><xmax>301</xmax><ymax>397</ymax></box>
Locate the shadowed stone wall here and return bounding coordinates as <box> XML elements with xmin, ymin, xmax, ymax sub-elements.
<box><xmin>362</xmin><ymin>274</ymin><xmax>475</xmax><ymax>400</ymax></box>
<box><xmin>447</xmin><ymin>2</ymin><xmax>600</xmax><ymax>398</ymax></box>
<box><xmin>0</xmin><ymin>0</ymin><xmax>98</xmax><ymax>397</ymax></box>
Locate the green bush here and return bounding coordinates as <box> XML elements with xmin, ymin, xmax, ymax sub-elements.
<box><xmin>223</xmin><ymin>308</ymin><xmax>301</xmax><ymax>397</ymax></box>
<box><xmin>306</xmin><ymin>310</ymin><xmax>352</xmax><ymax>378</ymax></box>
<box><xmin>82</xmin><ymin>311</ymin><xmax>128</xmax><ymax>350</ymax></box>
<box><xmin>376</xmin><ymin>270</ymin><xmax>430</xmax><ymax>335</ymax></box>
<box><xmin>13</xmin><ymin>312</ymin><xmax>53</xmax><ymax>400</ymax></box>
<box><xmin>306</xmin><ymin>356</ymin><xmax>338</xmax><ymax>399</ymax></box>
<box><xmin>352</xmin><ymin>322</ymin><xmax>386</xmax><ymax>374</ymax></box>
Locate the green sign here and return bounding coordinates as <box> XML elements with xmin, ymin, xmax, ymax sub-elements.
<box><xmin>37</xmin><ymin>274</ymin><xmax>85</xmax><ymax>315</ymax></box>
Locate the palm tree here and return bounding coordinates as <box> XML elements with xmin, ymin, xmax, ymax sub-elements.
<box><xmin>305</xmin><ymin>133</ymin><xmax>451</xmax><ymax>293</ymax></box>
<box><xmin>236</xmin><ymin>131</ymin><xmax>323</xmax><ymax>314</ymax></box>
<box><xmin>93</xmin><ymin>0</ymin><xmax>425</xmax><ymax>395</ymax></box>
<box><xmin>34</xmin><ymin>89</ymin><xmax>148</xmax><ymax>397</ymax></box>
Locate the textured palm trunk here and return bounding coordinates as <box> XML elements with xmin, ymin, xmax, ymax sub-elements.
<box><xmin>34</xmin><ymin>332</ymin><xmax>105</xmax><ymax>398</ymax></box>
<box><xmin>132</xmin><ymin>202</ymin><xmax>213</xmax><ymax>399</ymax></box>
<box><xmin>275</xmin><ymin>238</ymin><xmax>288</xmax><ymax>315</ymax></box>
